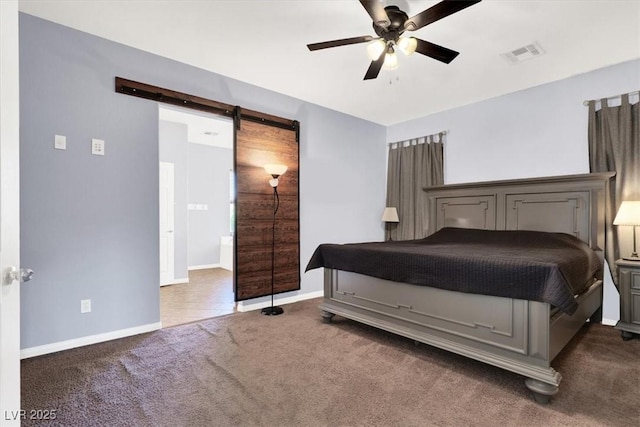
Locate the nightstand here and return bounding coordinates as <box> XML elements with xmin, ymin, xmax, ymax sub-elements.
<box><xmin>615</xmin><ymin>259</ymin><xmax>640</xmax><ymax>340</ymax></box>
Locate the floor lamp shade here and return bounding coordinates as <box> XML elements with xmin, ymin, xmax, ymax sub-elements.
<box><xmin>264</xmin><ymin>164</ymin><xmax>287</xmax><ymax>188</ymax></box>
<box><xmin>614</xmin><ymin>201</ymin><xmax>640</xmax><ymax>260</ymax></box>
<box><xmin>264</xmin><ymin>164</ymin><xmax>287</xmax><ymax>177</ymax></box>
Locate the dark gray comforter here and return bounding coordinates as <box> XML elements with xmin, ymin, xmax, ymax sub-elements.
<box><xmin>305</xmin><ymin>227</ymin><xmax>601</xmax><ymax>314</ymax></box>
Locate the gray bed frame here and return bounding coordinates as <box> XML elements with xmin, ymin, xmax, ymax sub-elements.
<box><xmin>319</xmin><ymin>172</ymin><xmax>614</xmax><ymax>403</ymax></box>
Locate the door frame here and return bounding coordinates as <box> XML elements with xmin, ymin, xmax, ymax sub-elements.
<box><xmin>159</xmin><ymin>161</ymin><xmax>175</xmax><ymax>286</ymax></box>
<box><xmin>0</xmin><ymin>1</ymin><xmax>22</xmax><ymax>424</ymax></box>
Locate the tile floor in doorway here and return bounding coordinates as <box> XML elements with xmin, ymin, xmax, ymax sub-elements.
<box><xmin>160</xmin><ymin>268</ymin><xmax>236</xmax><ymax>328</ymax></box>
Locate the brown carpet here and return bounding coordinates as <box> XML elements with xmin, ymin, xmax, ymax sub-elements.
<box><xmin>22</xmin><ymin>298</ymin><xmax>640</xmax><ymax>427</ymax></box>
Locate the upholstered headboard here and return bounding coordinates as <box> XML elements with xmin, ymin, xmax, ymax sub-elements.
<box><xmin>425</xmin><ymin>173</ymin><xmax>614</xmax><ymax>257</ymax></box>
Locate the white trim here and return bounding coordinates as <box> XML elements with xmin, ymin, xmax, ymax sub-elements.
<box><xmin>237</xmin><ymin>291</ymin><xmax>323</xmax><ymax>312</ymax></box>
<box><xmin>159</xmin><ymin>161</ymin><xmax>175</xmax><ymax>284</ymax></box>
<box><xmin>160</xmin><ymin>277</ymin><xmax>189</xmax><ymax>286</ymax></box>
<box><xmin>601</xmin><ymin>317</ymin><xmax>617</xmax><ymax>327</ymax></box>
<box><xmin>20</xmin><ymin>322</ymin><xmax>162</xmax><ymax>359</ymax></box>
<box><xmin>188</xmin><ymin>264</ymin><xmax>220</xmax><ymax>270</ymax></box>
<box><xmin>0</xmin><ymin>2</ymin><xmax>21</xmax><ymax>422</ymax></box>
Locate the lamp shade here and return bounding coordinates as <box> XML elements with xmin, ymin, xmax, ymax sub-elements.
<box><xmin>366</xmin><ymin>39</ymin><xmax>386</xmax><ymax>60</ymax></box>
<box><xmin>613</xmin><ymin>201</ymin><xmax>640</xmax><ymax>226</ymax></box>
<box><xmin>382</xmin><ymin>51</ymin><xmax>399</xmax><ymax>70</ymax></box>
<box><xmin>264</xmin><ymin>164</ymin><xmax>287</xmax><ymax>177</ymax></box>
<box><xmin>381</xmin><ymin>207</ymin><xmax>399</xmax><ymax>223</ymax></box>
<box><xmin>397</xmin><ymin>37</ymin><xmax>417</xmax><ymax>56</ymax></box>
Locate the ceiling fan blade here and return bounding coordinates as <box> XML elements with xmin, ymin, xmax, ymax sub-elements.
<box><xmin>414</xmin><ymin>38</ymin><xmax>459</xmax><ymax>64</ymax></box>
<box><xmin>307</xmin><ymin>35</ymin><xmax>374</xmax><ymax>51</ymax></box>
<box><xmin>404</xmin><ymin>0</ymin><xmax>481</xmax><ymax>31</ymax></box>
<box><xmin>363</xmin><ymin>54</ymin><xmax>385</xmax><ymax>80</ymax></box>
<box><xmin>359</xmin><ymin>0</ymin><xmax>390</xmax><ymax>27</ymax></box>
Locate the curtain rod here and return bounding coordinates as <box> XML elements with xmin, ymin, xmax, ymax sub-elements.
<box><xmin>583</xmin><ymin>90</ymin><xmax>639</xmax><ymax>106</ymax></box>
<box><xmin>388</xmin><ymin>130</ymin><xmax>447</xmax><ymax>147</ymax></box>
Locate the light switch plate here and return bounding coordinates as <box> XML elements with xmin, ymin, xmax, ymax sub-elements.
<box><xmin>54</xmin><ymin>135</ymin><xmax>66</xmax><ymax>150</ymax></box>
<box><xmin>80</xmin><ymin>299</ymin><xmax>91</xmax><ymax>313</ymax></box>
<box><xmin>91</xmin><ymin>138</ymin><xmax>105</xmax><ymax>156</ymax></box>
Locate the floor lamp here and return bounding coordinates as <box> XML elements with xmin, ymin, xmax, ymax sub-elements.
<box><xmin>262</xmin><ymin>164</ymin><xmax>287</xmax><ymax>315</ymax></box>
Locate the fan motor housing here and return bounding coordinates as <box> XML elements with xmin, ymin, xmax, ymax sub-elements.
<box><xmin>373</xmin><ymin>6</ymin><xmax>408</xmax><ymax>41</ymax></box>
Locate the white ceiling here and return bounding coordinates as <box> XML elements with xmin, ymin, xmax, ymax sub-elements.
<box><xmin>19</xmin><ymin>0</ymin><xmax>640</xmax><ymax>126</ymax></box>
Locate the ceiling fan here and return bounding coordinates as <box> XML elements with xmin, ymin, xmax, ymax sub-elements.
<box><xmin>307</xmin><ymin>0</ymin><xmax>482</xmax><ymax>80</ymax></box>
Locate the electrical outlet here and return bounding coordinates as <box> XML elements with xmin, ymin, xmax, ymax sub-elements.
<box><xmin>80</xmin><ymin>299</ymin><xmax>92</xmax><ymax>313</ymax></box>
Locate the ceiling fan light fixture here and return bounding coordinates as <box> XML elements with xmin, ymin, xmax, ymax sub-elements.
<box><xmin>398</xmin><ymin>36</ymin><xmax>417</xmax><ymax>56</ymax></box>
<box><xmin>382</xmin><ymin>51</ymin><xmax>399</xmax><ymax>70</ymax></box>
<box><xmin>366</xmin><ymin>39</ymin><xmax>386</xmax><ymax>60</ymax></box>
<box><xmin>306</xmin><ymin>0</ymin><xmax>483</xmax><ymax>80</ymax></box>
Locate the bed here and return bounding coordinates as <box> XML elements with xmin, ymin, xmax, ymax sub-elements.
<box><xmin>306</xmin><ymin>172</ymin><xmax>614</xmax><ymax>403</ymax></box>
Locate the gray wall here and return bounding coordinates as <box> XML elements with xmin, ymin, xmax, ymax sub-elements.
<box><xmin>387</xmin><ymin>60</ymin><xmax>640</xmax><ymax>185</ymax></box>
<box><xmin>187</xmin><ymin>144</ymin><xmax>232</xmax><ymax>267</ymax></box>
<box><xmin>386</xmin><ymin>58</ymin><xmax>640</xmax><ymax>325</ymax></box>
<box><xmin>19</xmin><ymin>13</ymin><xmax>386</xmax><ymax>349</ymax></box>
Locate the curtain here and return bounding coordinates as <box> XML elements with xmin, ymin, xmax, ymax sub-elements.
<box><xmin>386</xmin><ymin>133</ymin><xmax>444</xmax><ymax>240</ymax></box>
<box><xmin>588</xmin><ymin>94</ymin><xmax>640</xmax><ymax>284</ymax></box>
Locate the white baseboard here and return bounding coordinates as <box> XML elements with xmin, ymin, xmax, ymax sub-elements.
<box><xmin>601</xmin><ymin>317</ymin><xmax>618</xmax><ymax>327</ymax></box>
<box><xmin>20</xmin><ymin>322</ymin><xmax>162</xmax><ymax>359</ymax></box>
<box><xmin>188</xmin><ymin>264</ymin><xmax>220</xmax><ymax>271</ymax></box>
<box><xmin>20</xmin><ymin>292</ymin><xmax>322</xmax><ymax>357</ymax></box>
<box><xmin>237</xmin><ymin>290</ymin><xmax>323</xmax><ymax>312</ymax></box>
<box><xmin>160</xmin><ymin>277</ymin><xmax>189</xmax><ymax>287</ymax></box>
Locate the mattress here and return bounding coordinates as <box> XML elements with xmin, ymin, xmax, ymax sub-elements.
<box><xmin>305</xmin><ymin>227</ymin><xmax>601</xmax><ymax>314</ymax></box>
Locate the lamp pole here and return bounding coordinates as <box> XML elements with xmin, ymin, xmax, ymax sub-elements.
<box><xmin>261</xmin><ymin>165</ymin><xmax>286</xmax><ymax>316</ymax></box>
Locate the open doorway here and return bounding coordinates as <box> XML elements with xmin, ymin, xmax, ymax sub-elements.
<box><xmin>157</xmin><ymin>105</ymin><xmax>235</xmax><ymax>327</ymax></box>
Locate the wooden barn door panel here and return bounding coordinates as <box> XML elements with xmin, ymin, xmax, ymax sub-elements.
<box><xmin>235</xmin><ymin>120</ymin><xmax>299</xmax><ymax>300</ymax></box>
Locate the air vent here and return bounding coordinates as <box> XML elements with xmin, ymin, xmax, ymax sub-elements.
<box><xmin>501</xmin><ymin>42</ymin><xmax>545</xmax><ymax>64</ymax></box>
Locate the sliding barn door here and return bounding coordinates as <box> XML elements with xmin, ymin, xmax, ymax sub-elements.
<box><xmin>234</xmin><ymin>119</ymin><xmax>299</xmax><ymax>300</ymax></box>
<box><xmin>112</xmin><ymin>79</ymin><xmax>300</xmax><ymax>301</ymax></box>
